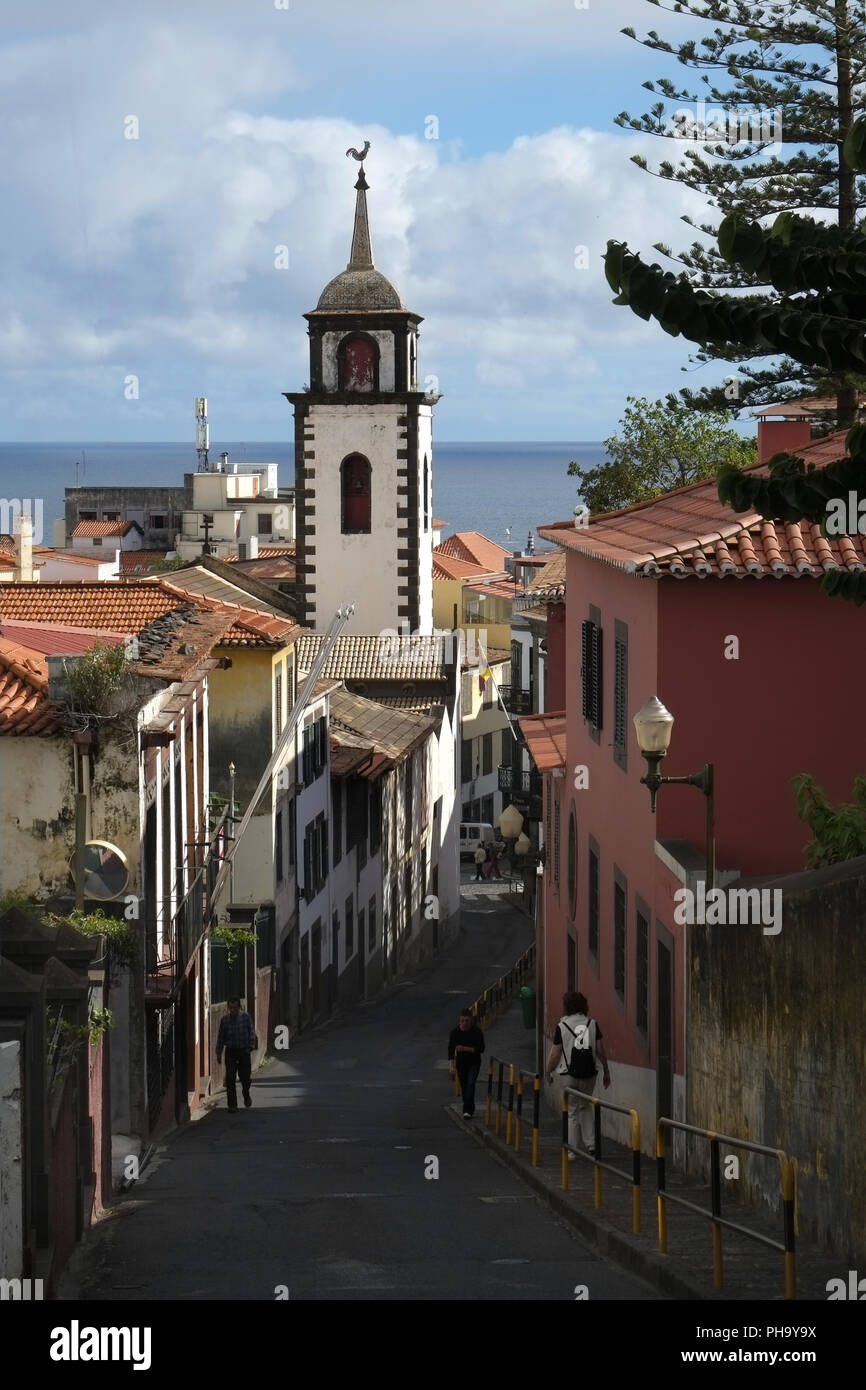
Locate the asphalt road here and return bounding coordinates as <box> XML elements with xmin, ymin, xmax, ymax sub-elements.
<box><xmin>69</xmin><ymin>880</ymin><xmax>660</xmax><ymax>1302</ymax></box>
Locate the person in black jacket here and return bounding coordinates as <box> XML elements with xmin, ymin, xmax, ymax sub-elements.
<box><xmin>448</xmin><ymin>1008</ymin><xmax>485</xmax><ymax>1118</ymax></box>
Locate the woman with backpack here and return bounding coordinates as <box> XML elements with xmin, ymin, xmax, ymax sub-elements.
<box><xmin>545</xmin><ymin>991</ymin><xmax>610</xmax><ymax>1157</ymax></box>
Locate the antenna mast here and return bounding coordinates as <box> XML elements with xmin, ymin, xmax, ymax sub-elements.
<box><xmin>195</xmin><ymin>397</ymin><xmax>210</xmax><ymax>472</ymax></box>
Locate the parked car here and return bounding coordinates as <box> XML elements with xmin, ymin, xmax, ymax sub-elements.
<box><xmin>459</xmin><ymin>822</ymin><xmax>497</xmax><ymax>859</ymax></box>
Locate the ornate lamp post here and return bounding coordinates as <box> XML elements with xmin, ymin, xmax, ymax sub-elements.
<box><xmin>633</xmin><ymin>696</ymin><xmax>714</xmax><ymax>893</ymax></box>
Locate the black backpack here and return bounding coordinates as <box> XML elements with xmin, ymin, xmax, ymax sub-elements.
<box><xmin>561</xmin><ymin>1017</ymin><xmax>597</xmax><ymax>1080</ymax></box>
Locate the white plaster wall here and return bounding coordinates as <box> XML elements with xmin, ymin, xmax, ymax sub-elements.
<box><xmin>0</xmin><ymin>740</ymin><xmax>76</xmax><ymax>898</ymax></box>
<box><xmin>416</xmin><ymin>410</ymin><xmax>434</xmax><ymax>631</ymax></box>
<box><xmin>39</xmin><ymin>554</ymin><xmax>119</xmax><ymax>581</ymax></box>
<box><xmin>296</xmin><ymin>699</ymin><xmax>329</xmax><ymax>940</ymax></box>
<box><xmin>0</xmin><ymin>1040</ymin><xmax>22</xmax><ymax>1278</ymax></box>
<box><xmin>306</xmin><ymin>402</ymin><xmax>434</xmax><ymax>635</ymax></box>
<box><xmin>231</xmin><ymin>814</ymin><xmax>272</xmax><ymax>905</ymax></box>
<box><xmin>322</xmin><ymin>330</ymin><xmax>395</xmax><ymax>392</ymax></box>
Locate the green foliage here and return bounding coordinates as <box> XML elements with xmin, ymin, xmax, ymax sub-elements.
<box><xmin>568</xmin><ymin>396</ymin><xmax>755</xmax><ymax>513</ymax></box>
<box><xmin>793</xmin><ymin>773</ymin><xmax>866</xmax><ymax>868</ymax></box>
<box><xmin>50</xmin><ymin>907</ymin><xmax>138</xmax><ymax>972</ymax></box>
<box><xmin>87</xmin><ymin>1007</ymin><xmax>115</xmax><ymax>1044</ymax></box>
<box><xmin>211</xmin><ymin>924</ymin><xmax>257</xmax><ymax>966</ymax></box>
<box><xmin>46</xmin><ymin>1006</ymin><xmax>115</xmax><ymax>1091</ymax></box>
<box><xmin>148</xmin><ymin>556</ymin><xmax>186</xmax><ymax>571</ymax></box>
<box><xmin>0</xmin><ymin>890</ymin><xmax>38</xmax><ymax>916</ymax></box>
<box><xmin>605</xmin><ymin>117</ymin><xmax>866</xmax><ymax>602</ymax></box>
<box><xmin>615</xmin><ymin>1</ymin><xmax>866</xmax><ymax>416</ymax></box>
<box><xmin>63</xmin><ymin>642</ymin><xmax>127</xmax><ymax>708</ymax></box>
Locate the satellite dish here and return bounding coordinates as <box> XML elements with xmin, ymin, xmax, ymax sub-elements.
<box><xmin>70</xmin><ymin>840</ymin><xmax>130</xmax><ymax>901</ymax></box>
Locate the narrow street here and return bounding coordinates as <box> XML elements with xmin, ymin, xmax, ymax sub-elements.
<box><xmin>66</xmin><ymin>881</ymin><xmax>659</xmax><ymax>1302</ymax></box>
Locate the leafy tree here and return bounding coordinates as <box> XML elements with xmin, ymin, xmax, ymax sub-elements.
<box><xmin>569</xmin><ymin>396</ymin><xmax>756</xmax><ymax>512</ymax></box>
<box><xmin>793</xmin><ymin>772</ymin><xmax>866</xmax><ymax>866</ymax></box>
<box><xmin>603</xmin><ymin>150</ymin><xmax>866</xmax><ymax>598</ymax></box>
<box><xmin>615</xmin><ymin>0</ymin><xmax>866</xmax><ymax>423</ymax></box>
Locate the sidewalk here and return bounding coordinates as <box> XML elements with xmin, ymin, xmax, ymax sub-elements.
<box><xmin>448</xmin><ymin>991</ymin><xmax>842</xmax><ymax>1302</ymax></box>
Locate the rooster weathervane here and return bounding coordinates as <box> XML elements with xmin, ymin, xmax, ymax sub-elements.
<box><xmin>346</xmin><ymin>140</ymin><xmax>371</xmax><ymax>164</ymax></box>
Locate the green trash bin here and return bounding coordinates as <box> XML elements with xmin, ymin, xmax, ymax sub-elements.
<box><xmin>519</xmin><ymin>985</ymin><xmax>536</xmax><ymax>1029</ymax></box>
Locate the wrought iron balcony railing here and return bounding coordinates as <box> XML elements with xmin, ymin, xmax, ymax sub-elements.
<box><xmin>498</xmin><ymin>685</ymin><xmax>533</xmax><ymax>716</ymax></box>
<box><xmin>497</xmin><ymin>765</ymin><xmax>542</xmax><ymax>798</ymax></box>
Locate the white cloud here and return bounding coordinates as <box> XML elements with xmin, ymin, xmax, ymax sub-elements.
<box><xmin>0</xmin><ymin>12</ymin><xmax>707</xmax><ymax>438</ymax></box>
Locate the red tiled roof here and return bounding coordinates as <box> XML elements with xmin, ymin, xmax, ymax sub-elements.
<box><xmin>0</xmin><ymin>622</ymin><xmax>131</xmax><ymax>655</ymax></box>
<box><xmin>120</xmin><ymin>551</ymin><xmax>171</xmax><ymax>574</ymax></box>
<box><xmin>519</xmin><ymin>712</ymin><xmax>566</xmax><ymax>771</ymax></box>
<box><xmin>0</xmin><ymin>555</ymin><xmax>45</xmax><ymax>572</ymax></box>
<box><xmin>0</xmin><ymin>580</ymin><xmax>298</xmax><ymax>648</ymax></box>
<box><xmin>435</xmin><ymin>531</ymin><xmax>511</xmax><ymax>571</ymax></box>
<box><xmin>71</xmin><ymin>520</ymin><xmax>141</xmax><ymax>539</ymax></box>
<box><xmin>432</xmin><ymin>553</ymin><xmax>494</xmax><ymax>582</ymax></box>
<box><xmin>529</xmin><ymin>550</ymin><xmax>566</xmax><ymax>600</ymax></box>
<box><xmin>224</xmin><ymin>545</ymin><xmax>296</xmax><ymax>561</ymax></box>
<box><xmin>0</xmin><ymin>638</ymin><xmax>59</xmax><ymax>736</ymax></box>
<box><xmin>537</xmin><ymin>432</ymin><xmax>866</xmax><ymax>580</ymax></box>
<box><xmin>432</xmin><ymin>518</ymin><xmax>447</xmax><ymax>528</ymax></box>
<box><xmin>752</xmin><ymin>397</ymin><xmax>862</xmax><ymax>418</ymax></box>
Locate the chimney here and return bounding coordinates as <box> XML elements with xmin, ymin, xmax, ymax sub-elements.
<box><xmin>757</xmin><ymin>418</ymin><xmax>812</xmax><ymax>464</ymax></box>
<box><xmin>248</xmin><ymin>535</ymin><xmax>258</xmax><ymax>560</ymax></box>
<box><xmin>14</xmin><ymin>513</ymin><xmax>34</xmax><ymax>583</ymax></box>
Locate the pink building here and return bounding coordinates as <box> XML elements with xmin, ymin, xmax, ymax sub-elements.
<box><xmin>526</xmin><ymin>432</ymin><xmax>866</xmax><ymax>1150</ymax></box>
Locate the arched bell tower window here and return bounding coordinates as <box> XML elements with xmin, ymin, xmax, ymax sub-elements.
<box><xmin>338</xmin><ymin>333</ymin><xmax>379</xmax><ymax>391</ymax></box>
<box><xmin>341</xmin><ymin>454</ymin><xmax>372</xmax><ymax>533</ymax></box>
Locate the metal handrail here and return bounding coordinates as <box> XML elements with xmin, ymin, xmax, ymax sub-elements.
<box><xmin>560</xmin><ymin>1086</ymin><xmax>642</xmax><ymax>1234</ymax></box>
<box><xmin>657</xmin><ymin>1117</ymin><xmax>796</xmax><ymax>1299</ymax></box>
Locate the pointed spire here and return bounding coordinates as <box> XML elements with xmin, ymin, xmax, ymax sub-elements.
<box><xmin>346</xmin><ymin>143</ymin><xmax>374</xmax><ymax>271</ymax></box>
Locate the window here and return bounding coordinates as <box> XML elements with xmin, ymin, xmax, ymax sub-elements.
<box><xmin>358</xmin><ymin>908</ymin><xmax>365</xmax><ymax>957</ymax></box>
<box><xmin>405</xmin><ymin>755</ymin><xmax>414</xmax><ymax>849</ymax></box>
<box><xmin>149</xmin><ymin>513</ymin><xmax>167</xmax><ymax>529</ymax></box>
<box><xmin>368</xmin><ymin>896</ymin><xmax>376</xmax><ymax>950</ymax></box>
<box><xmin>511</xmin><ymin>639</ymin><xmax>522</xmax><ymax>688</ymax></box>
<box><xmin>347</xmin><ymin>779</ymin><xmax>368</xmax><ymax>854</ymax></box>
<box><xmin>614</xmin><ymin>875</ymin><xmax>626</xmax><ymax>1000</ymax></box>
<box><xmin>567</xmin><ymin>806</ymin><xmax>577</xmax><ymax>918</ymax></box>
<box><xmin>581</xmin><ymin>611</ymin><xmax>602</xmax><ymax>737</ymax></box>
<box><xmin>338</xmin><ymin>333</ymin><xmax>379</xmax><ymax>391</ymax></box>
<box><xmin>102</xmin><ymin>510</ymin><xmax>120</xmax><ymax>522</ymax></box>
<box><xmin>275</xmin><ymin>810</ymin><xmax>284</xmax><ymax>883</ymax></box>
<box><xmin>636</xmin><ymin>908</ymin><xmax>649</xmax><ymax>1033</ymax></box>
<box><xmin>257</xmin><ymin>513</ymin><xmax>273</xmax><ymax>535</ymax></box>
<box><xmin>332</xmin><ymin>780</ymin><xmax>342</xmax><ymax>866</ymax></box>
<box><xmin>341</xmin><ymin>454</ymin><xmax>372</xmax><ymax>533</ymax></box>
<box><xmin>588</xmin><ymin>844</ymin><xmax>599</xmax><ymax>958</ymax></box>
<box><xmin>482</xmin><ymin>732</ymin><xmax>493</xmax><ymax>776</ymax></box>
<box><xmin>369</xmin><ymin>784</ymin><xmax>382</xmax><ymax>855</ymax></box>
<box><xmin>553</xmin><ymin>791</ymin><xmax>561</xmax><ymax>892</ymax></box>
<box><xmin>613</xmin><ymin>621</ymin><xmax>628</xmax><ymax>771</ymax></box>
<box><xmin>302</xmin><ymin>813</ymin><xmax>328</xmax><ymax>900</ymax></box>
<box><xmin>92</xmin><ymin>537</ymin><xmax>103</xmax><ymax>547</ymax></box>
<box><xmin>461</xmin><ymin>739</ymin><xmax>472</xmax><ymax>784</ymax></box>
<box><xmin>501</xmin><ymin>728</ymin><xmax>511</xmax><ymax>768</ymax></box>
<box><xmin>274</xmin><ymin>667</ymin><xmax>283</xmax><ymax>738</ymax></box>
<box><xmin>345</xmin><ymin>895</ymin><xmax>354</xmax><ymax>957</ymax></box>
<box><xmin>78</xmin><ymin>510</ymin><xmax>97</xmax><ymax>522</ymax></box>
<box><xmin>303</xmin><ymin>716</ymin><xmax>327</xmax><ymax>785</ymax></box>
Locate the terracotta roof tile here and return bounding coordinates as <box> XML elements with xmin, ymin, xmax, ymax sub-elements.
<box><xmin>431</xmin><ymin>553</ymin><xmax>493</xmax><ymax>581</ymax></box>
<box><xmin>519</xmin><ymin>712</ymin><xmax>567</xmax><ymax>771</ymax></box>
<box><xmin>297</xmin><ymin>634</ymin><xmax>448</xmax><ymax>682</ymax></box>
<box><xmin>528</xmin><ymin>549</ymin><xmax>566</xmax><ymax>601</ymax></box>
<box><xmin>0</xmin><ymin>637</ymin><xmax>58</xmax><ymax>736</ymax></box>
<box><xmin>435</xmin><ymin>531</ymin><xmax>511</xmax><ymax>572</ymax></box>
<box><xmin>537</xmin><ymin>431</ymin><xmax>866</xmax><ymax>580</ymax></box>
<box><xmin>71</xmin><ymin>520</ymin><xmax>141</xmax><ymax>539</ymax></box>
<box><xmin>119</xmin><ymin>551</ymin><xmax>172</xmax><ymax>574</ymax></box>
<box><xmin>0</xmin><ymin>580</ymin><xmax>298</xmax><ymax>649</ymax></box>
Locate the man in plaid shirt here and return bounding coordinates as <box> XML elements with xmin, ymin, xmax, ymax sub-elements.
<box><xmin>216</xmin><ymin>997</ymin><xmax>257</xmax><ymax>1111</ymax></box>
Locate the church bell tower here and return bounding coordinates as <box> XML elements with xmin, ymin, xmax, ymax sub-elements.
<box><xmin>286</xmin><ymin>146</ymin><xmax>436</xmax><ymax>636</ymax></box>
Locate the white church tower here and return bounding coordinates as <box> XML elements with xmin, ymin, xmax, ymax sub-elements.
<box><xmin>286</xmin><ymin>147</ymin><xmax>436</xmax><ymax>635</ymax></box>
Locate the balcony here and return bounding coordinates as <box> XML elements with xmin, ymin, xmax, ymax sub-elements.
<box><xmin>498</xmin><ymin>685</ymin><xmax>533</xmax><ymax>716</ymax></box>
<box><xmin>497</xmin><ymin>765</ymin><xmax>542</xmax><ymax>798</ymax></box>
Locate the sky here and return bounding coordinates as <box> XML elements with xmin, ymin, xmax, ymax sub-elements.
<box><xmin>0</xmin><ymin>0</ymin><xmax>746</xmax><ymax>442</ymax></box>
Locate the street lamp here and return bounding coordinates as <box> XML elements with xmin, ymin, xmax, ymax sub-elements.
<box><xmin>633</xmin><ymin>696</ymin><xmax>715</xmax><ymax>893</ymax></box>
<box><xmin>228</xmin><ymin>761</ymin><xmax>236</xmax><ymax>838</ymax></box>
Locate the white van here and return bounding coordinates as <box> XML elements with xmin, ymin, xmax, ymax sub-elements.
<box><xmin>460</xmin><ymin>822</ymin><xmax>497</xmax><ymax>859</ymax></box>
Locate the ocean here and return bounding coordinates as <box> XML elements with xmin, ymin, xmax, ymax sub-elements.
<box><xmin>0</xmin><ymin>440</ymin><xmax>603</xmax><ymax>551</ymax></box>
